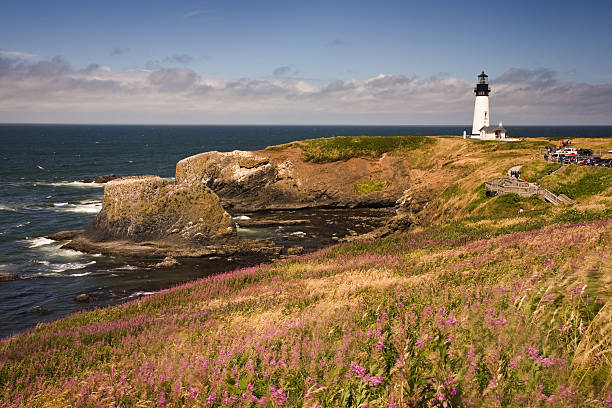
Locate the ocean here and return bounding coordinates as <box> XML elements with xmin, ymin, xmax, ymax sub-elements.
<box><xmin>1</xmin><ymin>124</ymin><xmax>611</xmax><ymax>338</ymax></box>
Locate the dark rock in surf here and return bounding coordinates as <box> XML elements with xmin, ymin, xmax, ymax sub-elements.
<box><xmin>0</xmin><ymin>273</ymin><xmax>20</xmax><ymax>281</ymax></box>
<box><xmin>80</xmin><ymin>174</ymin><xmax>118</xmax><ymax>183</ymax></box>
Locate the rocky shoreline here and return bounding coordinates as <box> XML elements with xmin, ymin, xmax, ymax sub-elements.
<box><xmin>51</xmin><ymin>146</ymin><xmax>422</xmax><ymax>261</ymax></box>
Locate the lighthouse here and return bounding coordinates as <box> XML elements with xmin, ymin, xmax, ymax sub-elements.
<box><xmin>472</xmin><ymin>71</ymin><xmax>490</xmax><ymax>135</ymax></box>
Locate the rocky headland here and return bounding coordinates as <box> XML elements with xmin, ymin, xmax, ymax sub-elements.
<box><xmin>53</xmin><ymin>136</ymin><xmax>612</xmax><ymax>259</ymax></box>
<box><xmin>174</xmin><ymin>148</ymin><xmax>412</xmax><ymax>211</ymax></box>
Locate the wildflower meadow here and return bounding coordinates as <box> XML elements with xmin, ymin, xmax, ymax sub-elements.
<box><xmin>1</xmin><ymin>219</ymin><xmax>610</xmax><ymax>407</ymax></box>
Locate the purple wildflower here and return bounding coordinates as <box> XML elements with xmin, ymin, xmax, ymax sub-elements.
<box><xmin>364</xmin><ymin>375</ymin><xmax>384</xmax><ymax>386</ymax></box>
<box><xmin>350</xmin><ymin>361</ymin><xmax>367</xmax><ymax>378</ymax></box>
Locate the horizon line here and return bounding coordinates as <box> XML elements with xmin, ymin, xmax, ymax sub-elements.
<box><xmin>1</xmin><ymin>122</ymin><xmax>612</xmax><ymax>127</ymax></box>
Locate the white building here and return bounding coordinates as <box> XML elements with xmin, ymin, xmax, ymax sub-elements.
<box><xmin>464</xmin><ymin>71</ymin><xmax>517</xmax><ymax>141</ymax></box>
<box><xmin>480</xmin><ymin>122</ymin><xmax>508</xmax><ymax>140</ymax></box>
<box><xmin>472</xmin><ymin>71</ymin><xmax>490</xmax><ymax>136</ymax></box>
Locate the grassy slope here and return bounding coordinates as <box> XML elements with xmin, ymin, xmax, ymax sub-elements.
<box><xmin>1</xmin><ymin>217</ymin><xmax>611</xmax><ymax>407</ymax></box>
<box><xmin>2</xmin><ymin>136</ymin><xmax>612</xmax><ymax>408</ymax></box>
<box><xmin>268</xmin><ymin>135</ymin><xmax>612</xmax><ymax>222</ymax></box>
<box><xmin>267</xmin><ymin>136</ymin><xmax>436</xmax><ymax>163</ymax></box>
<box><xmin>423</xmin><ymin>137</ymin><xmax>612</xmax><ymax>222</ymax></box>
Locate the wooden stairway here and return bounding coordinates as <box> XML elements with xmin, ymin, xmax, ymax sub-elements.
<box><xmin>485</xmin><ymin>177</ymin><xmax>574</xmax><ymax>206</ymax></box>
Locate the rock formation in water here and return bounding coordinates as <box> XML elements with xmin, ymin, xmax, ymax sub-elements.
<box><xmin>80</xmin><ymin>174</ymin><xmax>119</xmax><ymax>183</ymax></box>
<box><xmin>84</xmin><ymin>175</ymin><xmax>234</xmax><ymax>243</ymax></box>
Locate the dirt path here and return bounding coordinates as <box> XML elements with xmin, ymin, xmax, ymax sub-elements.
<box><xmin>507</xmin><ymin>165</ymin><xmax>522</xmax><ymax>177</ymax></box>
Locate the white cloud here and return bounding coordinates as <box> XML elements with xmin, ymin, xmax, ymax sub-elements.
<box><xmin>0</xmin><ymin>55</ymin><xmax>610</xmax><ymax>124</ymax></box>
<box><xmin>0</xmin><ymin>50</ymin><xmax>39</xmax><ymax>58</ymax></box>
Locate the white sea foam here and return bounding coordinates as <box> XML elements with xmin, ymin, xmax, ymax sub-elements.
<box><xmin>35</xmin><ymin>272</ymin><xmax>63</xmax><ymax>278</ymax></box>
<box><xmin>35</xmin><ymin>246</ymin><xmax>85</xmax><ymax>257</ymax></box>
<box><xmin>49</xmin><ymin>260</ymin><xmax>96</xmax><ymax>272</ymax></box>
<box><xmin>128</xmin><ymin>291</ymin><xmax>155</xmax><ymax>298</ymax></box>
<box><xmin>290</xmin><ymin>231</ymin><xmax>307</xmax><ymax>237</ymax></box>
<box><xmin>115</xmin><ymin>265</ymin><xmax>140</xmax><ymax>271</ymax></box>
<box><xmin>27</xmin><ymin>237</ymin><xmax>56</xmax><ymax>248</ymax></box>
<box><xmin>58</xmin><ymin>248</ymin><xmax>86</xmax><ymax>257</ymax></box>
<box><xmin>69</xmin><ymin>272</ymin><xmax>92</xmax><ymax>277</ymax></box>
<box><xmin>233</xmin><ymin>215</ymin><xmax>251</xmax><ymax>220</ymax></box>
<box><xmin>0</xmin><ymin>204</ymin><xmax>16</xmax><ymax>211</ymax></box>
<box><xmin>51</xmin><ymin>201</ymin><xmax>102</xmax><ymax>214</ymax></box>
<box><xmin>40</xmin><ymin>181</ymin><xmax>105</xmax><ymax>188</ymax></box>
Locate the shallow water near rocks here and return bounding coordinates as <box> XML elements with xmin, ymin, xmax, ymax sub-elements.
<box><xmin>0</xmin><ymin>206</ymin><xmax>392</xmax><ymax>338</ymax></box>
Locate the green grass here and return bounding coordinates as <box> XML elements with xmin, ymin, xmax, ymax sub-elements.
<box><xmin>477</xmin><ymin>193</ymin><xmax>549</xmax><ymax>219</ymax></box>
<box><xmin>519</xmin><ymin>161</ymin><xmax>563</xmax><ymax>183</ymax></box>
<box><xmin>439</xmin><ymin>183</ymin><xmax>461</xmax><ymax>200</ymax></box>
<box><xmin>542</xmin><ymin>166</ymin><xmax>612</xmax><ymax>199</ymax></box>
<box><xmin>472</xmin><ymin>139</ymin><xmax>552</xmax><ymax>151</ymax></box>
<box><xmin>289</xmin><ymin>136</ymin><xmax>436</xmax><ymax>163</ymax></box>
<box><xmin>354</xmin><ymin>179</ymin><xmax>390</xmax><ymax>194</ymax></box>
<box><xmin>464</xmin><ymin>184</ymin><xmax>488</xmax><ymax>214</ymax></box>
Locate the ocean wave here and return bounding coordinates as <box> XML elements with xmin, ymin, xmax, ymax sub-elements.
<box><xmin>57</xmin><ymin>248</ymin><xmax>85</xmax><ymax>257</ymax></box>
<box><xmin>233</xmin><ymin>215</ymin><xmax>251</xmax><ymax>220</ymax></box>
<box><xmin>32</xmin><ymin>244</ymin><xmax>85</xmax><ymax>257</ymax></box>
<box><xmin>128</xmin><ymin>291</ymin><xmax>156</xmax><ymax>298</ymax></box>
<box><xmin>0</xmin><ymin>204</ymin><xmax>16</xmax><ymax>212</ymax></box>
<box><xmin>114</xmin><ymin>265</ymin><xmax>141</xmax><ymax>271</ymax></box>
<box><xmin>50</xmin><ymin>201</ymin><xmax>102</xmax><ymax>214</ymax></box>
<box><xmin>49</xmin><ymin>260</ymin><xmax>96</xmax><ymax>272</ymax></box>
<box><xmin>69</xmin><ymin>272</ymin><xmax>92</xmax><ymax>277</ymax></box>
<box><xmin>37</xmin><ymin>181</ymin><xmax>105</xmax><ymax>188</ymax></box>
<box><xmin>26</xmin><ymin>237</ymin><xmax>56</xmax><ymax>248</ymax></box>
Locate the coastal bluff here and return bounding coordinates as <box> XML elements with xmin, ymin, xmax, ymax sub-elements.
<box><xmin>58</xmin><ymin>135</ymin><xmax>612</xmax><ymax>258</ymax></box>
<box><xmin>175</xmin><ymin>148</ymin><xmax>414</xmax><ymax>211</ymax></box>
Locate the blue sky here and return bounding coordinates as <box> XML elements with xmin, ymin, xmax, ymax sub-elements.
<box><xmin>1</xmin><ymin>0</ymin><xmax>611</xmax><ymax>124</ymax></box>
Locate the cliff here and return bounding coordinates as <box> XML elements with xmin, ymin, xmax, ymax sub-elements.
<box><xmin>175</xmin><ymin>146</ymin><xmax>421</xmax><ymax>211</ymax></box>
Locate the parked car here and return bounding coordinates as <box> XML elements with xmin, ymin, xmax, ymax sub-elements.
<box><xmin>598</xmin><ymin>158</ymin><xmax>612</xmax><ymax>167</ymax></box>
<box><xmin>579</xmin><ymin>157</ymin><xmax>599</xmax><ymax>166</ymax></box>
<box><xmin>556</xmin><ymin>148</ymin><xmax>578</xmax><ymax>156</ymax></box>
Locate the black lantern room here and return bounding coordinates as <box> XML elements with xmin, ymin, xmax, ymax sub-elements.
<box><xmin>474</xmin><ymin>71</ymin><xmax>490</xmax><ymax>96</ymax></box>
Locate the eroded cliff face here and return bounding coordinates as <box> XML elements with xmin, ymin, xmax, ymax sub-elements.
<box><xmin>175</xmin><ymin>149</ymin><xmax>415</xmax><ymax>211</ymax></box>
<box><xmin>84</xmin><ymin>176</ymin><xmax>234</xmax><ymax>242</ymax></box>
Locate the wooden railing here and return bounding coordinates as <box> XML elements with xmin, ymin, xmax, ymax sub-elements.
<box><xmin>485</xmin><ymin>177</ymin><xmax>574</xmax><ymax>206</ymax></box>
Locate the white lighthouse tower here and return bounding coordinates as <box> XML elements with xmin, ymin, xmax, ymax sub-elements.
<box><xmin>471</xmin><ymin>71</ymin><xmax>490</xmax><ymax>136</ymax></box>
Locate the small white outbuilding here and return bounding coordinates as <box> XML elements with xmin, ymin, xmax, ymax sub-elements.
<box><xmin>479</xmin><ymin>122</ymin><xmax>508</xmax><ymax>140</ymax></box>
